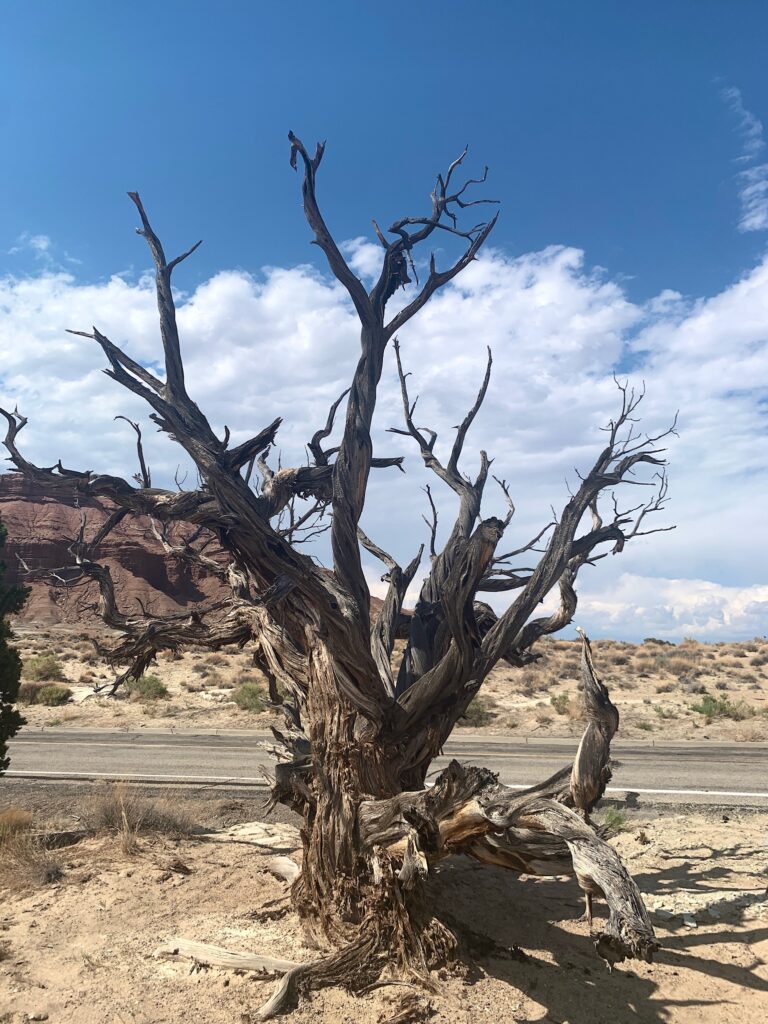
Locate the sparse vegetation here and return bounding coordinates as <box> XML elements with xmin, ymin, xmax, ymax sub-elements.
<box><xmin>23</xmin><ymin>653</ymin><xmax>66</xmax><ymax>682</ymax></box>
<box><xmin>81</xmin><ymin>783</ymin><xmax>197</xmax><ymax>838</ymax></box>
<box><xmin>459</xmin><ymin>695</ymin><xmax>495</xmax><ymax>727</ymax></box>
<box><xmin>125</xmin><ymin>674</ymin><xmax>169</xmax><ymax>701</ymax></box>
<box><xmin>18</xmin><ymin>681</ymin><xmax>72</xmax><ymax>705</ymax></box>
<box><xmin>36</xmin><ymin>683</ymin><xmax>72</xmax><ymax>706</ymax></box>
<box><xmin>654</xmin><ymin>706</ymin><xmax>677</xmax><ymax>720</ymax></box>
<box><xmin>232</xmin><ymin>681</ymin><xmax>266</xmax><ymax>712</ymax></box>
<box><xmin>0</xmin><ymin>810</ymin><xmax>63</xmax><ymax>890</ymax></box>
<box><xmin>550</xmin><ymin>692</ymin><xmax>570</xmax><ymax>715</ymax></box>
<box><xmin>690</xmin><ymin>694</ymin><xmax>754</xmax><ymax>722</ymax></box>
<box><xmin>600</xmin><ymin>807</ymin><xmax>628</xmax><ymax>833</ymax></box>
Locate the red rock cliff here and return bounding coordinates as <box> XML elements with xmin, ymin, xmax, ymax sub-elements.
<box><xmin>0</xmin><ymin>474</ymin><xmax>225</xmax><ymax>624</ymax></box>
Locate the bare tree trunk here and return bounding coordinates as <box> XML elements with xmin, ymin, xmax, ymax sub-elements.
<box><xmin>1</xmin><ymin>133</ymin><xmax>676</xmax><ymax>1013</ymax></box>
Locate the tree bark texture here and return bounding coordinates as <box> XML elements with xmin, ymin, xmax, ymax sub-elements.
<box><xmin>2</xmin><ymin>136</ymin><xmax>675</xmax><ymax>1004</ymax></box>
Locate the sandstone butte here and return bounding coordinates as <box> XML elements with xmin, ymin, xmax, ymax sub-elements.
<box><xmin>0</xmin><ymin>474</ymin><xmax>228</xmax><ymax>624</ymax></box>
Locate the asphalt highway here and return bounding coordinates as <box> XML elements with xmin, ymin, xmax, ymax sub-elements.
<box><xmin>6</xmin><ymin>729</ymin><xmax>768</xmax><ymax>808</ymax></box>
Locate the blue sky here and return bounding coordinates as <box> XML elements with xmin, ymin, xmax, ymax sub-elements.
<box><xmin>1</xmin><ymin>1</ymin><xmax>767</xmax><ymax>298</ymax></box>
<box><xmin>1</xmin><ymin>2</ymin><xmax>768</xmax><ymax>641</ymax></box>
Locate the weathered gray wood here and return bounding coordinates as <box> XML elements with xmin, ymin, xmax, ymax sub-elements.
<box><xmin>154</xmin><ymin>938</ymin><xmax>301</xmax><ymax>974</ymax></box>
<box><xmin>1</xmin><ymin>135</ymin><xmax>673</xmax><ymax>1011</ymax></box>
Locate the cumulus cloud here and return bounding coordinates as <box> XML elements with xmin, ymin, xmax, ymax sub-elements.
<box><xmin>575</xmin><ymin>574</ymin><xmax>768</xmax><ymax>642</ymax></box>
<box><xmin>1</xmin><ymin>236</ymin><xmax>767</xmax><ymax>641</ymax></box>
<box><xmin>721</xmin><ymin>85</ymin><xmax>768</xmax><ymax>232</ymax></box>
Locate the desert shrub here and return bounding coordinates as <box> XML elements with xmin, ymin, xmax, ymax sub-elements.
<box><xmin>517</xmin><ymin>670</ymin><xmax>540</xmax><ymax>696</ymax></box>
<box><xmin>550</xmin><ymin>693</ymin><xmax>570</xmax><ymax>715</ymax></box>
<box><xmin>125</xmin><ymin>674</ymin><xmax>169</xmax><ymax>700</ymax></box>
<box><xmin>207</xmin><ymin>653</ymin><xmax>227</xmax><ymax>666</ymax></box>
<box><xmin>717</xmin><ymin>656</ymin><xmax>745</xmax><ymax>670</ymax></box>
<box><xmin>655</xmin><ymin>681</ymin><xmax>674</xmax><ymax>693</ymax></box>
<box><xmin>682</xmin><ymin>678</ymin><xmax>707</xmax><ymax>694</ymax></box>
<box><xmin>534</xmin><ymin>709</ymin><xmax>553</xmax><ymax>726</ymax></box>
<box><xmin>607</xmin><ymin>652</ymin><xmax>630</xmax><ymax>666</ymax></box>
<box><xmin>35</xmin><ymin>684</ymin><xmax>72</xmax><ymax>706</ymax></box>
<box><xmin>714</xmin><ymin>679</ymin><xmax>729</xmax><ymax>691</ymax></box>
<box><xmin>0</xmin><ymin>810</ymin><xmax>62</xmax><ymax>889</ymax></box>
<box><xmin>23</xmin><ymin>653</ymin><xmax>66</xmax><ymax>682</ymax></box>
<box><xmin>636</xmin><ymin>720</ymin><xmax>653</xmax><ymax>731</ymax></box>
<box><xmin>600</xmin><ymin>807</ymin><xmax>628</xmax><ymax>834</ymax></box>
<box><xmin>749</xmin><ymin>653</ymin><xmax>768</xmax><ymax>667</ymax></box>
<box><xmin>18</xmin><ymin>681</ymin><xmax>72</xmax><ymax>705</ymax></box>
<box><xmin>233</xmin><ymin>681</ymin><xmax>266</xmax><ymax>712</ymax></box>
<box><xmin>690</xmin><ymin>695</ymin><xmax>754</xmax><ymax>721</ymax></box>
<box><xmin>459</xmin><ymin>695</ymin><xmax>495</xmax><ymax>727</ymax></box>
<box><xmin>81</xmin><ymin>783</ymin><xmax>195</xmax><ymax>838</ymax></box>
<box><xmin>666</xmin><ymin>654</ymin><xmax>701</xmax><ymax>678</ymax></box>
<box><xmin>18</xmin><ymin>681</ymin><xmax>44</xmax><ymax>704</ymax></box>
<box><xmin>191</xmin><ymin>663</ymin><xmax>211</xmax><ymax>676</ymax></box>
<box><xmin>0</xmin><ymin>831</ymin><xmax>63</xmax><ymax>889</ymax></box>
<box><xmin>643</xmin><ymin>638</ymin><xmax>674</xmax><ymax>647</ymax></box>
<box><xmin>654</xmin><ymin>706</ymin><xmax>676</xmax><ymax>720</ymax></box>
<box><xmin>0</xmin><ymin>808</ymin><xmax>33</xmax><ymax>842</ymax></box>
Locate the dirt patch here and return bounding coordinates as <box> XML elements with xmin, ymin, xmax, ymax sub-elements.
<box><xmin>0</xmin><ymin>804</ymin><xmax>766</xmax><ymax>1024</ymax></box>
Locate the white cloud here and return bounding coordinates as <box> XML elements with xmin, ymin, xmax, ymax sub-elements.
<box><xmin>1</xmin><ymin>237</ymin><xmax>767</xmax><ymax>641</ymax></box>
<box><xmin>7</xmin><ymin>233</ymin><xmax>53</xmax><ymax>258</ymax></box>
<box><xmin>721</xmin><ymin>85</ymin><xmax>768</xmax><ymax>233</ymax></box>
<box><xmin>341</xmin><ymin>236</ymin><xmax>383</xmax><ymax>280</ymax></box>
<box><xmin>575</xmin><ymin>573</ymin><xmax>768</xmax><ymax>642</ymax></box>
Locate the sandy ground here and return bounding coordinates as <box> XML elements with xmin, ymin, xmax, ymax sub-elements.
<box><xmin>11</xmin><ymin>626</ymin><xmax>768</xmax><ymax>742</ymax></box>
<box><xmin>0</xmin><ymin>796</ymin><xmax>766</xmax><ymax>1024</ymax></box>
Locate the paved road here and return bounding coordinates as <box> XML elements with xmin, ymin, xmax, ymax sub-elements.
<box><xmin>7</xmin><ymin>729</ymin><xmax>768</xmax><ymax>808</ymax></box>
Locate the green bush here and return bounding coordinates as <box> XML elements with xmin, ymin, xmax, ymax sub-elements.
<box><xmin>125</xmin><ymin>675</ymin><xmax>169</xmax><ymax>701</ymax></box>
<box><xmin>23</xmin><ymin>654</ymin><xmax>66</xmax><ymax>682</ymax></box>
<box><xmin>233</xmin><ymin>681</ymin><xmax>265</xmax><ymax>712</ymax></box>
<box><xmin>459</xmin><ymin>695</ymin><xmax>495</xmax><ymax>727</ymax></box>
<box><xmin>600</xmin><ymin>807</ymin><xmax>628</xmax><ymax>834</ymax></box>
<box><xmin>550</xmin><ymin>693</ymin><xmax>570</xmax><ymax>715</ymax></box>
<box><xmin>690</xmin><ymin>694</ymin><xmax>754</xmax><ymax>722</ymax></box>
<box><xmin>35</xmin><ymin>684</ymin><xmax>72</xmax><ymax>707</ymax></box>
<box><xmin>18</xmin><ymin>682</ymin><xmax>72</xmax><ymax>706</ymax></box>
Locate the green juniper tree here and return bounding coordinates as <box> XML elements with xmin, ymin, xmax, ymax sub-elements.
<box><xmin>0</xmin><ymin>516</ymin><xmax>27</xmax><ymax>774</ymax></box>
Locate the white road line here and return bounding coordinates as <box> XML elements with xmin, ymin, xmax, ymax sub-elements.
<box><xmin>5</xmin><ymin>769</ymin><xmax>768</xmax><ymax>799</ymax></box>
<box><xmin>5</xmin><ymin>770</ymin><xmax>269</xmax><ymax>784</ymax></box>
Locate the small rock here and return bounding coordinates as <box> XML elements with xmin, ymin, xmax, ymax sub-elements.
<box><xmin>28</xmin><ymin>1014</ymin><xmax>49</xmax><ymax>1022</ymax></box>
<box><xmin>707</xmin><ymin>907</ymin><xmax>721</xmax><ymax>919</ymax></box>
<box><xmin>655</xmin><ymin>909</ymin><xmax>673</xmax><ymax>920</ymax></box>
<box><xmin>682</xmin><ymin>915</ymin><xmax>698</xmax><ymax>929</ymax></box>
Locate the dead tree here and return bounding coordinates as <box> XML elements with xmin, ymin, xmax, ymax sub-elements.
<box><xmin>1</xmin><ymin>135</ymin><xmax>674</xmax><ymax>1014</ymax></box>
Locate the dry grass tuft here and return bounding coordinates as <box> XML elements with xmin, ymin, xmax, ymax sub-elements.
<box><xmin>80</xmin><ymin>783</ymin><xmax>197</xmax><ymax>840</ymax></box>
<box><xmin>0</xmin><ymin>808</ymin><xmax>33</xmax><ymax>841</ymax></box>
<box><xmin>0</xmin><ymin>812</ymin><xmax>63</xmax><ymax>891</ymax></box>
